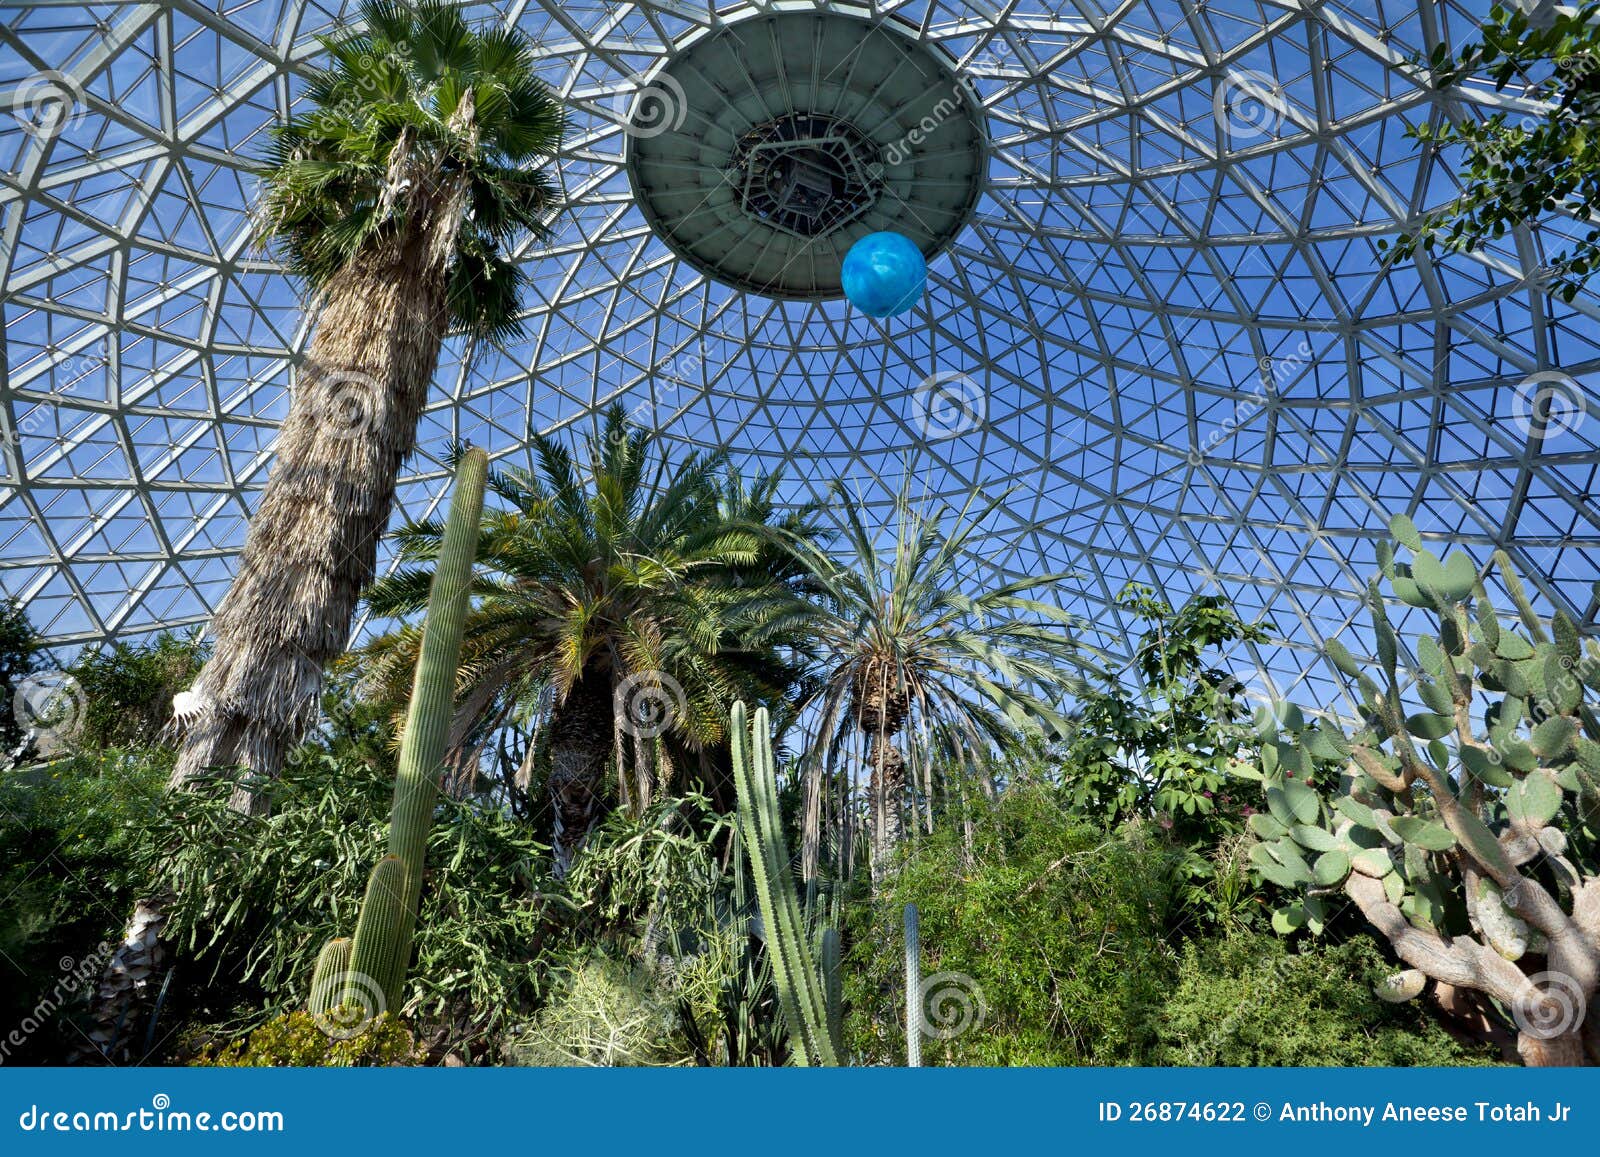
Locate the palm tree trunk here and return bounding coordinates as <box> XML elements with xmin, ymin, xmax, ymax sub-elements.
<box><xmin>548</xmin><ymin>667</ymin><xmax>616</xmax><ymax>875</ymax></box>
<box><xmin>170</xmin><ymin>237</ymin><xmax>452</xmax><ymax>811</ymax></box>
<box><xmin>96</xmin><ymin>212</ymin><xmax>461</xmax><ymax>1059</ymax></box>
<box><xmin>867</xmin><ymin>729</ymin><xmax>906</xmax><ymax>885</ymax></box>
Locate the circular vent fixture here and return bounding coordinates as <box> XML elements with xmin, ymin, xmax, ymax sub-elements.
<box><xmin>624</xmin><ymin>10</ymin><xmax>986</xmax><ymax>300</ymax></box>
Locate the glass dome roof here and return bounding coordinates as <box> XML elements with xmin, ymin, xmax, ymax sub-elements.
<box><xmin>3</xmin><ymin>0</ymin><xmax>1598</xmax><ymax>712</ymax></box>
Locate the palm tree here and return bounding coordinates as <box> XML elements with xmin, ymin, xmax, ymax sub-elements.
<box><xmin>358</xmin><ymin>406</ymin><xmax>815</xmax><ymax>873</ymax></box>
<box><xmin>782</xmin><ymin>483</ymin><xmax>1089</xmax><ymax>883</ymax></box>
<box><xmin>171</xmin><ymin>1</ymin><xmax>563</xmax><ymax>812</ymax></box>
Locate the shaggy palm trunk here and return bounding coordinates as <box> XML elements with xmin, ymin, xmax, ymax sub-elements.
<box><xmin>548</xmin><ymin>667</ymin><xmax>616</xmax><ymax>876</ymax></box>
<box><xmin>93</xmin><ymin>159</ymin><xmax>469</xmax><ymax>1061</ymax></box>
<box><xmin>170</xmin><ymin>236</ymin><xmax>453</xmax><ymax>812</ymax></box>
<box><xmin>866</xmin><ymin>729</ymin><xmax>907</xmax><ymax>885</ymax></box>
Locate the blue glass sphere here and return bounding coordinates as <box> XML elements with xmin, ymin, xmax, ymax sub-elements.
<box><xmin>841</xmin><ymin>231</ymin><xmax>926</xmax><ymax>318</ymax></box>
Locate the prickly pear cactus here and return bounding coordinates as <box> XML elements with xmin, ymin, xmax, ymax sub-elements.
<box><xmin>1247</xmin><ymin>514</ymin><xmax>1599</xmax><ymax>1067</ymax></box>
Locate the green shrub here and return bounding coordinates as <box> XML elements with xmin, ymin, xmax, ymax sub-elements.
<box><xmin>194</xmin><ymin>1011</ymin><xmax>422</xmax><ymax>1067</ymax></box>
<box><xmin>1153</xmin><ymin>932</ymin><xmax>1504</xmax><ymax>1066</ymax></box>
<box><xmin>847</xmin><ymin>788</ymin><xmax>1181</xmax><ymax>1065</ymax></box>
<box><xmin>506</xmin><ymin>953</ymin><xmax>692</xmax><ymax>1067</ymax></box>
<box><xmin>67</xmin><ymin>631</ymin><xmax>207</xmax><ymax>750</ymax></box>
<box><xmin>142</xmin><ymin>748</ymin><xmax>555</xmax><ymax>1055</ymax></box>
<box><xmin>0</xmin><ymin>748</ymin><xmax>167</xmax><ymax>1059</ymax></box>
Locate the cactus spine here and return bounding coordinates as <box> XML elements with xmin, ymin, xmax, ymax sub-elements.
<box><xmin>307</xmin><ymin>938</ymin><xmax>352</xmax><ymax>1023</ymax></box>
<box><xmin>730</xmin><ymin>700</ymin><xmax>842</xmax><ymax>1066</ymax></box>
<box><xmin>311</xmin><ymin>448</ymin><xmax>488</xmax><ymax>1023</ymax></box>
<box><xmin>904</xmin><ymin>902</ymin><xmax>921</xmax><ymax>1068</ymax></box>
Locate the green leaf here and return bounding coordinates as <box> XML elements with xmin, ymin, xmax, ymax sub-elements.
<box><xmin>1405</xmin><ymin>711</ymin><xmax>1454</xmax><ymax>740</ymax></box>
<box><xmin>1281</xmin><ymin>776</ymin><xmax>1320</xmax><ymax>824</ymax></box>
<box><xmin>1496</xmin><ymin>633</ymin><xmax>1535</xmax><ymax>661</ymax></box>
<box><xmin>1388</xmin><ymin>815</ymin><xmax>1457</xmax><ymax>851</ymax></box>
<box><xmin>1248</xmin><ymin>811</ymin><xmax>1287</xmax><ymax>840</ymax></box>
<box><xmin>1461</xmin><ymin>744</ymin><xmax>1513</xmax><ymax>788</ymax></box>
<box><xmin>1335</xmin><ymin>795</ymin><xmax>1377</xmax><ymax>829</ymax></box>
<box><xmin>1272</xmin><ymin>905</ymin><xmax>1307</xmax><ymax>935</ymax></box>
<box><xmin>1506</xmin><ymin>769</ymin><xmax>1562</xmax><ymax>828</ymax></box>
<box><xmin>1383</xmin><ymin>869</ymin><xmax>1406</xmax><ymax>905</ymax></box>
<box><xmin>1313</xmin><ymin>849</ymin><xmax>1352</xmax><ymax>886</ymax></box>
<box><xmin>1389</xmin><ymin>513</ymin><xmax>1422</xmax><ymax>552</ymax></box>
<box><xmin>1290</xmin><ymin>824</ymin><xmax>1340</xmax><ymax>853</ymax></box>
<box><xmin>1546</xmin><ymin>653</ymin><xmax>1580</xmax><ymax>714</ymax></box>
<box><xmin>1325</xmin><ymin>638</ymin><xmax>1362</xmax><ymax>679</ymax></box>
<box><xmin>1440</xmin><ymin>552</ymin><xmax>1478</xmax><ymax>601</ymax></box>
<box><xmin>1531</xmin><ymin>715</ymin><xmax>1576</xmax><ymax>759</ymax></box>
<box><xmin>1553</xmin><ymin>611</ymin><xmax>1580</xmax><ymax>664</ymax></box>
<box><xmin>1352</xmin><ymin>847</ymin><xmax>1395</xmax><ymax>877</ymax></box>
<box><xmin>1392</xmin><ymin>576</ymin><xmax>1434</xmax><ymax>608</ymax></box>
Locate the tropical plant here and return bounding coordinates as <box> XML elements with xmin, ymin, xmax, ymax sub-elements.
<box><xmin>358</xmin><ymin>406</ymin><xmax>814</xmax><ymax>873</ymax></box>
<box><xmin>779</xmin><ymin>482</ymin><xmax>1086</xmax><ymax>881</ymax></box>
<box><xmin>730</xmin><ymin>701</ymin><xmax>842</xmax><ymax>1066</ymax></box>
<box><xmin>0</xmin><ymin>598</ymin><xmax>42</xmax><ymax>761</ymax></box>
<box><xmin>1386</xmin><ymin>1</ymin><xmax>1600</xmax><ymax>301</ymax></box>
<box><xmin>172</xmin><ymin>0</ymin><xmax>563</xmax><ymax>811</ymax></box>
<box><xmin>314</xmin><ymin>447</ymin><xmax>488</xmax><ymax>1022</ymax></box>
<box><xmin>1061</xmin><ymin>584</ymin><xmax>1268</xmax><ymax>842</ymax></box>
<box><xmin>845</xmin><ymin>785</ymin><xmax>1179</xmax><ymax>1066</ymax></box>
<box><xmin>68</xmin><ymin>631</ymin><xmax>208</xmax><ymax>751</ymax></box>
<box><xmin>1154</xmin><ymin>932</ymin><xmax>1501</xmax><ymax>1067</ymax></box>
<box><xmin>1246</xmin><ymin>514</ymin><xmax>1600</xmax><ymax>1066</ymax></box>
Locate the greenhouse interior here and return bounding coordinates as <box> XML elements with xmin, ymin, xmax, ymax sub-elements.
<box><xmin>1</xmin><ymin>0</ymin><xmax>1598</xmax><ymax>1070</ymax></box>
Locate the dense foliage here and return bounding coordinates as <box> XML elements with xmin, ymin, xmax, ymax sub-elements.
<box><xmin>1389</xmin><ymin>2</ymin><xmax>1600</xmax><ymax>301</ymax></box>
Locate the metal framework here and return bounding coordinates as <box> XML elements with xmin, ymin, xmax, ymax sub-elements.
<box><xmin>2</xmin><ymin>0</ymin><xmax>1598</xmax><ymax>711</ymax></box>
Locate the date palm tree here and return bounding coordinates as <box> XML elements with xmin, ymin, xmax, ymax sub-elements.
<box><xmin>781</xmin><ymin>483</ymin><xmax>1091</xmax><ymax>883</ymax></box>
<box><xmin>172</xmin><ymin>0</ymin><xmax>563</xmax><ymax>812</ymax></box>
<box><xmin>358</xmin><ymin>406</ymin><xmax>815</xmax><ymax>873</ymax></box>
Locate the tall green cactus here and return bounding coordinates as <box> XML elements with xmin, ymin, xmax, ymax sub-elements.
<box><xmin>904</xmin><ymin>902</ymin><xmax>921</xmax><ymax>1068</ymax></box>
<box><xmin>730</xmin><ymin>701</ymin><xmax>842</xmax><ymax>1066</ymax></box>
<box><xmin>310</xmin><ymin>447</ymin><xmax>488</xmax><ymax>1025</ymax></box>
<box><xmin>1249</xmin><ymin>513</ymin><xmax>1599</xmax><ymax>1067</ymax></box>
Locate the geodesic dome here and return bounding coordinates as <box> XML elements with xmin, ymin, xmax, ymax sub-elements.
<box><xmin>2</xmin><ymin>0</ymin><xmax>1598</xmax><ymax>712</ymax></box>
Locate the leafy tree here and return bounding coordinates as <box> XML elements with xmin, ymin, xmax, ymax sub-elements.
<box><xmin>174</xmin><ymin>0</ymin><xmax>563</xmax><ymax>812</ymax></box>
<box><xmin>68</xmin><ymin>632</ymin><xmax>208</xmax><ymax>751</ymax></box>
<box><xmin>0</xmin><ymin>598</ymin><xmax>42</xmax><ymax>760</ymax></box>
<box><xmin>359</xmin><ymin>409</ymin><xmax>815</xmax><ymax>872</ymax></box>
<box><xmin>1061</xmin><ymin>584</ymin><xmax>1268</xmax><ymax>843</ymax></box>
<box><xmin>780</xmin><ymin>483</ymin><xmax>1086</xmax><ymax>882</ymax></box>
<box><xmin>1387</xmin><ymin>2</ymin><xmax>1600</xmax><ymax>301</ymax></box>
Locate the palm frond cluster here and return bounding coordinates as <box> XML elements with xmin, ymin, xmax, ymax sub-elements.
<box><xmin>257</xmin><ymin>0</ymin><xmax>562</xmax><ymax>342</ymax></box>
<box><xmin>358</xmin><ymin>407</ymin><xmax>1091</xmax><ymax>882</ymax></box>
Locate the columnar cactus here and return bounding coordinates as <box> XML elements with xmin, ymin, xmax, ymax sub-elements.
<box><xmin>1250</xmin><ymin>514</ymin><xmax>1599</xmax><ymax>1066</ymax></box>
<box><xmin>310</xmin><ymin>448</ymin><xmax>488</xmax><ymax>1025</ymax></box>
<box><xmin>904</xmin><ymin>902</ymin><xmax>922</xmax><ymax>1068</ymax></box>
<box><xmin>730</xmin><ymin>700</ymin><xmax>843</xmax><ymax>1066</ymax></box>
